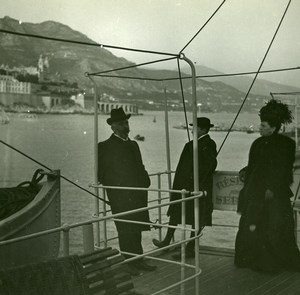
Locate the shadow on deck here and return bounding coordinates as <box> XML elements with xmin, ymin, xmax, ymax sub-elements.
<box><xmin>132</xmin><ymin>247</ymin><xmax>300</xmax><ymax>295</ymax></box>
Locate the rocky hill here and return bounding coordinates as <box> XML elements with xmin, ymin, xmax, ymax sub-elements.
<box><xmin>1</xmin><ymin>16</ymin><xmax>297</xmax><ymax>112</ymax></box>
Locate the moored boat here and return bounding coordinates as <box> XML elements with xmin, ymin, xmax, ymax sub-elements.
<box><xmin>0</xmin><ymin>170</ymin><xmax>61</xmax><ymax>268</ymax></box>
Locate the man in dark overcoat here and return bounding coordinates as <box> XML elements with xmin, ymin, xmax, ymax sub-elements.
<box><xmin>98</xmin><ymin>107</ymin><xmax>156</xmax><ymax>274</ymax></box>
<box><xmin>153</xmin><ymin>117</ymin><xmax>217</xmax><ymax>258</ymax></box>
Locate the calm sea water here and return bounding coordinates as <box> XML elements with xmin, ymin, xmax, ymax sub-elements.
<box><xmin>0</xmin><ymin>111</ymin><xmax>261</xmax><ymax>253</ymax></box>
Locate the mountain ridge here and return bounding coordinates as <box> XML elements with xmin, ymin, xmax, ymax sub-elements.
<box><xmin>0</xmin><ymin>16</ymin><xmax>298</xmax><ymax>112</ymax></box>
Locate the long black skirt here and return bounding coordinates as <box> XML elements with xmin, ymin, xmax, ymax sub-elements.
<box><xmin>235</xmin><ymin>196</ymin><xmax>300</xmax><ymax>272</ymax></box>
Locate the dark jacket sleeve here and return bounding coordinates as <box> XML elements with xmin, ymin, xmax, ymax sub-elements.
<box><xmin>198</xmin><ymin>139</ymin><xmax>217</xmax><ymax>189</ymax></box>
<box><xmin>132</xmin><ymin>141</ymin><xmax>151</xmax><ymax>188</ymax></box>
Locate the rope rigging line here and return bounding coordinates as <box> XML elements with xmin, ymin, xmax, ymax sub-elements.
<box><xmin>87</xmin><ymin>56</ymin><xmax>178</xmax><ymax>76</ymax></box>
<box><xmin>180</xmin><ymin>0</ymin><xmax>226</xmax><ymax>53</ymax></box>
<box><xmin>270</xmin><ymin>91</ymin><xmax>300</xmax><ymax>96</ymax></box>
<box><xmin>0</xmin><ymin>140</ymin><xmax>109</xmax><ymax>204</ymax></box>
<box><xmin>217</xmin><ymin>0</ymin><xmax>292</xmax><ymax>155</ymax></box>
<box><xmin>88</xmin><ymin>65</ymin><xmax>300</xmax><ymax>82</ymax></box>
<box><xmin>192</xmin><ymin>66</ymin><xmax>300</xmax><ymax>79</ymax></box>
<box><xmin>0</xmin><ymin>29</ymin><xmax>178</xmax><ymax>57</ymax></box>
<box><xmin>93</xmin><ymin>74</ymin><xmax>162</xmax><ymax>82</ymax></box>
<box><xmin>176</xmin><ymin>58</ymin><xmax>190</xmax><ymax>142</ymax></box>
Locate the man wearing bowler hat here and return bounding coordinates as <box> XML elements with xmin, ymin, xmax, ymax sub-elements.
<box><xmin>98</xmin><ymin>107</ymin><xmax>156</xmax><ymax>275</ymax></box>
<box><xmin>152</xmin><ymin>117</ymin><xmax>217</xmax><ymax>259</ymax></box>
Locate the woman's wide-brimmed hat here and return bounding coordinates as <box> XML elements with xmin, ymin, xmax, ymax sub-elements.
<box><xmin>106</xmin><ymin>107</ymin><xmax>131</xmax><ymax>125</ymax></box>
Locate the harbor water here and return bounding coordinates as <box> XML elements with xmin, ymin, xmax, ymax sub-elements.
<box><xmin>0</xmin><ymin>110</ymin><xmax>261</xmax><ymax>253</ymax></box>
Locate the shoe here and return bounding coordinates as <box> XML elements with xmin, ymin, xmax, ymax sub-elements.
<box><xmin>172</xmin><ymin>250</ymin><xmax>195</xmax><ymax>260</ymax></box>
<box><xmin>134</xmin><ymin>260</ymin><xmax>157</xmax><ymax>271</ymax></box>
<box><xmin>152</xmin><ymin>238</ymin><xmax>169</xmax><ymax>248</ymax></box>
<box><xmin>124</xmin><ymin>264</ymin><xmax>141</xmax><ymax>276</ymax></box>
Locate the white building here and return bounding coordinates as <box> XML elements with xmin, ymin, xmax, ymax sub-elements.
<box><xmin>0</xmin><ymin>75</ymin><xmax>31</xmax><ymax>94</ymax></box>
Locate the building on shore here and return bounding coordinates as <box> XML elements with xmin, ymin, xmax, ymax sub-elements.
<box><xmin>0</xmin><ymin>75</ymin><xmax>31</xmax><ymax>94</ymax></box>
<box><xmin>98</xmin><ymin>102</ymin><xmax>138</xmax><ymax>114</ymax></box>
<box><xmin>83</xmin><ymin>94</ymin><xmax>139</xmax><ymax>114</ymax></box>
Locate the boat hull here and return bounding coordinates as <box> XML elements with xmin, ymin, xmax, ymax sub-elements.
<box><xmin>0</xmin><ymin>171</ymin><xmax>61</xmax><ymax>268</ymax></box>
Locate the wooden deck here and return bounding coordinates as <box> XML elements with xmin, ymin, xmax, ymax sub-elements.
<box><xmin>132</xmin><ymin>247</ymin><xmax>300</xmax><ymax>295</ymax></box>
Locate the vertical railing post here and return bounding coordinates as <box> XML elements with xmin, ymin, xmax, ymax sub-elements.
<box><xmin>295</xmin><ymin>97</ymin><xmax>298</xmax><ymax>148</ymax></box>
<box><xmin>82</xmin><ymin>223</ymin><xmax>95</xmax><ymax>253</ymax></box>
<box><xmin>180</xmin><ymin>190</ymin><xmax>187</xmax><ymax>295</ymax></box>
<box><xmin>86</xmin><ymin>73</ymin><xmax>101</xmax><ymax>247</ymax></box>
<box><xmin>181</xmin><ymin>54</ymin><xmax>200</xmax><ymax>294</ymax></box>
<box><xmin>157</xmin><ymin>173</ymin><xmax>162</xmax><ymax>241</ymax></box>
<box><xmin>62</xmin><ymin>226</ymin><xmax>70</xmax><ymax>256</ymax></box>
<box><xmin>163</xmin><ymin>86</ymin><xmax>174</xmax><ymax>243</ymax></box>
<box><xmin>102</xmin><ymin>188</ymin><xmax>108</xmax><ymax>247</ymax></box>
<box><xmin>163</xmin><ymin>86</ymin><xmax>172</xmax><ymax>191</ymax></box>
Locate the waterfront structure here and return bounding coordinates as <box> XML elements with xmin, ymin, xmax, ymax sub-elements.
<box><xmin>98</xmin><ymin>102</ymin><xmax>138</xmax><ymax>114</ymax></box>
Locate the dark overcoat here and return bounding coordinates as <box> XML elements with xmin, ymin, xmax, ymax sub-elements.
<box><xmin>167</xmin><ymin>134</ymin><xmax>217</xmax><ymax>226</ymax></box>
<box><xmin>98</xmin><ymin>134</ymin><xmax>151</xmax><ymax>233</ymax></box>
<box><xmin>235</xmin><ymin>133</ymin><xmax>300</xmax><ymax>271</ymax></box>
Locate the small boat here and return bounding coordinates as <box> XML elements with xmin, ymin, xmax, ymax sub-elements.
<box><xmin>134</xmin><ymin>134</ymin><xmax>145</xmax><ymax>141</ymax></box>
<box><xmin>153</xmin><ymin>116</ymin><xmax>156</xmax><ymax>123</ymax></box>
<box><xmin>173</xmin><ymin>123</ymin><xmax>189</xmax><ymax>130</ymax></box>
<box><xmin>0</xmin><ymin>169</ymin><xmax>61</xmax><ymax>268</ymax></box>
<box><xmin>246</xmin><ymin>125</ymin><xmax>254</xmax><ymax>134</ymax></box>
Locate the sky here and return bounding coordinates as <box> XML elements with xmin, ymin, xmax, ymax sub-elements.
<box><xmin>0</xmin><ymin>0</ymin><xmax>299</xmax><ymax>86</ymax></box>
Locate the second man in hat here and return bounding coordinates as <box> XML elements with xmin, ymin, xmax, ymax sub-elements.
<box><xmin>153</xmin><ymin>117</ymin><xmax>218</xmax><ymax>258</ymax></box>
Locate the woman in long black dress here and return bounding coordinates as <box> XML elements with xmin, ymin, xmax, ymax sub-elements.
<box><xmin>235</xmin><ymin>99</ymin><xmax>300</xmax><ymax>272</ymax></box>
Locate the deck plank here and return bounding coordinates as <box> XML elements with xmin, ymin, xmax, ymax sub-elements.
<box><xmin>132</xmin><ymin>249</ymin><xmax>300</xmax><ymax>295</ymax></box>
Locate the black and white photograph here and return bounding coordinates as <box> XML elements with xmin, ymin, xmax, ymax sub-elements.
<box><xmin>0</xmin><ymin>1</ymin><xmax>300</xmax><ymax>294</ymax></box>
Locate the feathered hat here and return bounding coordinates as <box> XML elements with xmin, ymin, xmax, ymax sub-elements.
<box><xmin>259</xmin><ymin>99</ymin><xmax>293</xmax><ymax>126</ymax></box>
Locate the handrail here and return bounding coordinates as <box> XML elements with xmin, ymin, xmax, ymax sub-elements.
<box><xmin>90</xmin><ymin>183</ymin><xmax>195</xmax><ymax>194</ymax></box>
<box><xmin>0</xmin><ymin>185</ymin><xmax>203</xmax><ymax>294</ymax></box>
<box><xmin>0</xmin><ymin>189</ymin><xmax>203</xmax><ymax>247</ymax></box>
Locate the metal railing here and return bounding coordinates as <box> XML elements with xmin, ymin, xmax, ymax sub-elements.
<box><xmin>0</xmin><ymin>175</ymin><xmax>204</xmax><ymax>295</ymax></box>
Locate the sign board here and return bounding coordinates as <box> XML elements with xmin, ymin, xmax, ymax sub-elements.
<box><xmin>213</xmin><ymin>171</ymin><xmax>243</xmax><ymax>211</ymax></box>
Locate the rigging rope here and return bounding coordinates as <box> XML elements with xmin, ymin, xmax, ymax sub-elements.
<box><xmin>0</xmin><ymin>29</ymin><xmax>178</xmax><ymax>57</ymax></box>
<box><xmin>180</xmin><ymin>0</ymin><xmax>226</xmax><ymax>53</ymax></box>
<box><xmin>271</xmin><ymin>91</ymin><xmax>300</xmax><ymax>97</ymax></box>
<box><xmin>89</xmin><ymin>65</ymin><xmax>300</xmax><ymax>82</ymax></box>
<box><xmin>217</xmin><ymin>0</ymin><xmax>292</xmax><ymax>155</ymax></box>
<box><xmin>176</xmin><ymin>58</ymin><xmax>190</xmax><ymax>141</ymax></box>
<box><xmin>0</xmin><ymin>140</ymin><xmax>109</xmax><ymax>204</ymax></box>
<box><xmin>87</xmin><ymin>56</ymin><xmax>178</xmax><ymax>76</ymax></box>
<box><xmin>163</xmin><ymin>66</ymin><xmax>300</xmax><ymax>81</ymax></box>
<box><xmin>94</xmin><ymin>74</ymin><xmax>162</xmax><ymax>82</ymax></box>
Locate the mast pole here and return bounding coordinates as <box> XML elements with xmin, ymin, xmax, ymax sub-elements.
<box><xmin>163</xmin><ymin>85</ymin><xmax>172</xmax><ymax>191</ymax></box>
<box><xmin>86</xmin><ymin>73</ymin><xmax>101</xmax><ymax>248</ymax></box>
<box><xmin>180</xmin><ymin>55</ymin><xmax>200</xmax><ymax>294</ymax></box>
<box><xmin>295</xmin><ymin>97</ymin><xmax>298</xmax><ymax>148</ymax></box>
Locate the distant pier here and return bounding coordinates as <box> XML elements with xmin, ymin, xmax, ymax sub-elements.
<box><xmin>98</xmin><ymin>102</ymin><xmax>138</xmax><ymax>114</ymax></box>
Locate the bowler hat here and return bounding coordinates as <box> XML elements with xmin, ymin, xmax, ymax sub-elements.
<box><xmin>106</xmin><ymin>107</ymin><xmax>131</xmax><ymax>125</ymax></box>
<box><xmin>189</xmin><ymin>117</ymin><xmax>214</xmax><ymax>128</ymax></box>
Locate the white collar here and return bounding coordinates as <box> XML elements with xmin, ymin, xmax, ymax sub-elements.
<box><xmin>198</xmin><ymin>133</ymin><xmax>208</xmax><ymax>140</ymax></box>
<box><xmin>113</xmin><ymin>133</ymin><xmax>129</xmax><ymax>141</ymax></box>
